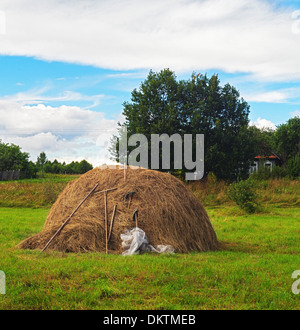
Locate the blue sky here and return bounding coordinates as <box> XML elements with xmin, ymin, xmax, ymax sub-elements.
<box><xmin>1</xmin><ymin>56</ymin><xmax>299</xmax><ymax>123</ymax></box>
<box><xmin>0</xmin><ymin>0</ymin><xmax>300</xmax><ymax>166</ymax></box>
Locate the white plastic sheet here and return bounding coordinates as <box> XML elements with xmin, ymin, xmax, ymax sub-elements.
<box><xmin>121</xmin><ymin>227</ymin><xmax>174</xmax><ymax>256</ymax></box>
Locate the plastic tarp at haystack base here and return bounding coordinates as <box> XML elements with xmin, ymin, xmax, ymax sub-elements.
<box><xmin>121</xmin><ymin>228</ymin><xmax>175</xmax><ymax>256</ymax></box>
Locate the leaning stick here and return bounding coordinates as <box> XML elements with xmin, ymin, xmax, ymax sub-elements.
<box><xmin>128</xmin><ymin>193</ymin><xmax>133</xmax><ymax>208</ymax></box>
<box><xmin>107</xmin><ymin>204</ymin><xmax>117</xmax><ymax>243</ymax></box>
<box><xmin>133</xmin><ymin>209</ymin><xmax>138</xmax><ymax>228</ymax></box>
<box><xmin>41</xmin><ymin>182</ymin><xmax>100</xmax><ymax>252</ymax></box>
<box><xmin>95</xmin><ymin>187</ymin><xmax>118</xmax><ymax>253</ymax></box>
<box><xmin>104</xmin><ymin>191</ymin><xmax>108</xmax><ymax>254</ymax></box>
<box><xmin>94</xmin><ymin>187</ymin><xmax>117</xmax><ymax>195</ymax></box>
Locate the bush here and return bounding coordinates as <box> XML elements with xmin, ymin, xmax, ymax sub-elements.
<box><xmin>227</xmin><ymin>178</ymin><xmax>260</xmax><ymax>213</ymax></box>
<box><xmin>286</xmin><ymin>155</ymin><xmax>300</xmax><ymax>179</ymax></box>
<box><xmin>250</xmin><ymin>165</ymin><xmax>287</xmax><ymax>180</ymax></box>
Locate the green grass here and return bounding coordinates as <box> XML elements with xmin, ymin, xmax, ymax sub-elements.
<box><xmin>1</xmin><ymin>174</ymin><xmax>299</xmax><ymax>209</ymax></box>
<box><xmin>0</xmin><ymin>174</ymin><xmax>79</xmax><ymax>208</ymax></box>
<box><xmin>0</xmin><ymin>206</ymin><xmax>299</xmax><ymax>310</ymax></box>
<box><xmin>189</xmin><ymin>177</ymin><xmax>300</xmax><ymax>207</ymax></box>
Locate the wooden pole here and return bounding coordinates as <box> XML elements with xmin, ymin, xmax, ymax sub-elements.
<box><xmin>104</xmin><ymin>191</ymin><xmax>108</xmax><ymax>254</ymax></box>
<box><xmin>94</xmin><ymin>187</ymin><xmax>117</xmax><ymax>195</ymax></box>
<box><xmin>133</xmin><ymin>209</ymin><xmax>138</xmax><ymax>228</ymax></box>
<box><xmin>95</xmin><ymin>187</ymin><xmax>118</xmax><ymax>254</ymax></box>
<box><xmin>128</xmin><ymin>193</ymin><xmax>133</xmax><ymax>208</ymax></box>
<box><xmin>41</xmin><ymin>182</ymin><xmax>100</xmax><ymax>252</ymax></box>
<box><xmin>107</xmin><ymin>204</ymin><xmax>117</xmax><ymax>243</ymax></box>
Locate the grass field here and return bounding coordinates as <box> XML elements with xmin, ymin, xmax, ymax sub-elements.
<box><xmin>0</xmin><ymin>174</ymin><xmax>79</xmax><ymax>208</ymax></box>
<box><xmin>0</xmin><ymin>202</ymin><xmax>299</xmax><ymax>310</ymax></box>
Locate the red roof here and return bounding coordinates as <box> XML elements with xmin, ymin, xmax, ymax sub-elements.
<box><xmin>254</xmin><ymin>155</ymin><xmax>278</xmax><ymax>159</ymax></box>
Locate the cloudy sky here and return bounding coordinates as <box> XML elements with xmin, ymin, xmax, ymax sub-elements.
<box><xmin>0</xmin><ymin>0</ymin><xmax>300</xmax><ymax>166</ymax></box>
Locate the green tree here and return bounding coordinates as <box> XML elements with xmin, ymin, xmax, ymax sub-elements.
<box><xmin>37</xmin><ymin>152</ymin><xmax>48</xmax><ymax>177</ymax></box>
<box><xmin>77</xmin><ymin>160</ymin><xmax>93</xmax><ymax>174</ymax></box>
<box><xmin>65</xmin><ymin>161</ymin><xmax>76</xmax><ymax>174</ymax></box>
<box><xmin>0</xmin><ymin>140</ymin><xmax>28</xmax><ymax>171</ymax></box>
<box><xmin>0</xmin><ymin>140</ymin><xmax>37</xmax><ymax>178</ymax></box>
<box><xmin>25</xmin><ymin>161</ymin><xmax>38</xmax><ymax>179</ymax></box>
<box><xmin>112</xmin><ymin>69</ymin><xmax>254</xmax><ymax>180</ymax></box>
<box><xmin>248</xmin><ymin>126</ymin><xmax>275</xmax><ymax>156</ymax></box>
<box><xmin>286</xmin><ymin>155</ymin><xmax>300</xmax><ymax>178</ymax></box>
<box><xmin>41</xmin><ymin>159</ymin><xmax>93</xmax><ymax>174</ymax></box>
<box><xmin>51</xmin><ymin>159</ymin><xmax>62</xmax><ymax>174</ymax></box>
<box><xmin>273</xmin><ymin>117</ymin><xmax>300</xmax><ymax>164</ymax></box>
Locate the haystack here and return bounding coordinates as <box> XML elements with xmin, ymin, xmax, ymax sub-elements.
<box><xmin>17</xmin><ymin>166</ymin><xmax>219</xmax><ymax>253</ymax></box>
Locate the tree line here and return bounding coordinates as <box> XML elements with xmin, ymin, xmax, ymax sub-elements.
<box><xmin>111</xmin><ymin>69</ymin><xmax>300</xmax><ymax>180</ymax></box>
<box><xmin>37</xmin><ymin>152</ymin><xmax>93</xmax><ymax>175</ymax></box>
<box><xmin>0</xmin><ymin>143</ymin><xmax>93</xmax><ymax>178</ymax></box>
<box><xmin>0</xmin><ymin>141</ymin><xmax>37</xmax><ymax>178</ymax></box>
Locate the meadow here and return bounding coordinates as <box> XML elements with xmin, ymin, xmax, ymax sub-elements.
<box><xmin>0</xmin><ymin>175</ymin><xmax>299</xmax><ymax>310</ymax></box>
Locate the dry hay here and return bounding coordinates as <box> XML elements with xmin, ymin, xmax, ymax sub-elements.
<box><xmin>17</xmin><ymin>166</ymin><xmax>220</xmax><ymax>253</ymax></box>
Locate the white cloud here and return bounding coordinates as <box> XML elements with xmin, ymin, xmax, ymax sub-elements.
<box><xmin>242</xmin><ymin>86</ymin><xmax>300</xmax><ymax>104</ymax></box>
<box><xmin>290</xmin><ymin>110</ymin><xmax>300</xmax><ymax>117</ymax></box>
<box><xmin>250</xmin><ymin>117</ymin><xmax>277</xmax><ymax>130</ymax></box>
<box><xmin>0</xmin><ymin>10</ymin><xmax>6</xmax><ymax>35</ymax></box>
<box><xmin>0</xmin><ymin>100</ymin><xmax>122</xmax><ymax>166</ymax></box>
<box><xmin>3</xmin><ymin>88</ymin><xmax>104</xmax><ymax>108</ymax></box>
<box><xmin>8</xmin><ymin>132</ymin><xmax>63</xmax><ymax>153</ymax></box>
<box><xmin>245</xmin><ymin>91</ymin><xmax>288</xmax><ymax>103</ymax></box>
<box><xmin>0</xmin><ymin>0</ymin><xmax>300</xmax><ymax>81</ymax></box>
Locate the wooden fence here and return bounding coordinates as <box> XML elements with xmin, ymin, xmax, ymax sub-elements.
<box><xmin>0</xmin><ymin>170</ymin><xmax>21</xmax><ymax>181</ymax></box>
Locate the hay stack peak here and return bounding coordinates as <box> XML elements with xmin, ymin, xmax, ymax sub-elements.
<box><xmin>18</xmin><ymin>166</ymin><xmax>219</xmax><ymax>253</ymax></box>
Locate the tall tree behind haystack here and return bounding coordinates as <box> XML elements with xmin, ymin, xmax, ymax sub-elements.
<box><xmin>37</xmin><ymin>152</ymin><xmax>47</xmax><ymax>178</ymax></box>
<box><xmin>111</xmin><ymin>69</ymin><xmax>256</xmax><ymax>180</ymax></box>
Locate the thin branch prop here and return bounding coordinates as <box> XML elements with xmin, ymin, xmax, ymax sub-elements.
<box><xmin>94</xmin><ymin>187</ymin><xmax>117</xmax><ymax>195</ymax></box>
<box><xmin>41</xmin><ymin>182</ymin><xmax>100</xmax><ymax>252</ymax></box>
<box><xmin>107</xmin><ymin>204</ymin><xmax>117</xmax><ymax>243</ymax></box>
<box><xmin>104</xmin><ymin>191</ymin><xmax>108</xmax><ymax>254</ymax></box>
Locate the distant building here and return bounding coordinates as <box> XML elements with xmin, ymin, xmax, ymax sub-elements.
<box><xmin>249</xmin><ymin>153</ymin><xmax>282</xmax><ymax>173</ymax></box>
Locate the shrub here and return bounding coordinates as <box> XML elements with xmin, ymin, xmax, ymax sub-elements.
<box><xmin>250</xmin><ymin>165</ymin><xmax>287</xmax><ymax>180</ymax></box>
<box><xmin>227</xmin><ymin>178</ymin><xmax>260</xmax><ymax>213</ymax></box>
<box><xmin>286</xmin><ymin>155</ymin><xmax>300</xmax><ymax>179</ymax></box>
